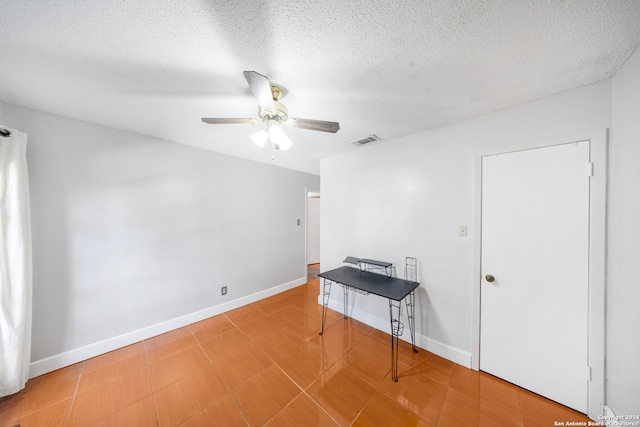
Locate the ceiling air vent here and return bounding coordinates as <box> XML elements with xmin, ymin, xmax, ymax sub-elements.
<box><xmin>349</xmin><ymin>134</ymin><xmax>381</xmax><ymax>146</ymax></box>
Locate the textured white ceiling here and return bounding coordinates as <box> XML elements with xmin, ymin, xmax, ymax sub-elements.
<box><xmin>1</xmin><ymin>0</ymin><xmax>639</xmax><ymax>174</ymax></box>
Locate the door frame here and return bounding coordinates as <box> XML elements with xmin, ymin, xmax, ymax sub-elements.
<box><xmin>305</xmin><ymin>187</ymin><xmax>320</xmax><ymax>280</ymax></box>
<box><xmin>471</xmin><ymin>129</ymin><xmax>607</xmax><ymax>420</ymax></box>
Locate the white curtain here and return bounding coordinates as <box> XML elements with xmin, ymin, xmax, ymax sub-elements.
<box><xmin>0</xmin><ymin>127</ymin><xmax>32</xmax><ymax>397</ymax></box>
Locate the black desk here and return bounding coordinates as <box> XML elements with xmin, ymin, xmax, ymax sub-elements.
<box><xmin>318</xmin><ymin>266</ymin><xmax>420</xmax><ymax>382</ymax></box>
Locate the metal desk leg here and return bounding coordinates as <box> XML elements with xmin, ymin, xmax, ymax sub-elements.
<box><xmin>389</xmin><ymin>299</ymin><xmax>404</xmax><ymax>382</ymax></box>
<box><xmin>405</xmin><ymin>290</ymin><xmax>418</xmax><ymax>353</ymax></box>
<box><xmin>343</xmin><ymin>285</ymin><xmax>349</xmax><ymax>319</ymax></box>
<box><xmin>319</xmin><ymin>279</ymin><xmax>332</xmax><ymax>335</ymax></box>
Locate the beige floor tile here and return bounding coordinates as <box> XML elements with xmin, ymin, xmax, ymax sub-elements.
<box><xmin>0</xmin><ymin>377</ymin><xmax>78</xmax><ymax>422</ymax></box>
<box><xmin>448</xmin><ymin>366</ymin><xmax>521</xmax><ymax>422</ymax></box>
<box><xmin>68</xmin><ymin>367</ymin><xmax>151</xmax><ymax>426</ymax></box>
<box><xmin>92</xmin><ymin>396</ymin><xmax>157</xmax><ymax>427</ymax></box>
<box><xmin>255</xmin><ymin>327</ymin><xmax>306</xmax><ymax>362</ymax></box>
<box><xmin>82</xmin><ymin>342</ymin><xmax>145</xmax><ymax>373</ymax></box>
<box><xmin>177</xmin><ymin>393</ymin><xmax>246</xmax><ymax>427</ymax></box>
<box><xmin>145</xmin><ymin>334</ymin><xmax>199</xmax><ymax>365</ymax></box>
<box><xmin>154</xmin><ymin>366</ymin><xmax>227</xmax><ymax>427</ymax></box>
<box><xmin>189</xmin><ymin>314</ymin><xmax>228</xmax><ymax>332</ymax></box>
<box><xmin>189</xmin><ymin>316</ymin><xmax>237</xmax><ymax>343</ymax></box>
<box><xmin>236</xmin><ymin>316</ymin><xmax>285</xmax><ymax>342</ymax></box>
<box><xmin>211</xmin><ymin>342</ymin><xmax>273</xmax><ymax>390</ymax></box>
<box><xmin>439</xmin><ymin>386</ymin><xmax>523</xmax><ymax>426</ymax></box>
<box><xmin>266</xmin><ymin>393</ymin><xmax>338</xmax><ymax>427</ymax></box>
<box><xmin>353</xmin><ymin>391</ymin><xmax>432</xmax><ymax>427</ymax></box>
<box><xmin>222</xmin><ymin>304</ymin><xmax>256</xmax><ymax>320</ymax></box>
<box><xmin>307</xmin><ymin>319</ymin><xmax>370</xmax><ymax>361</ymax></box>
<box><xmin>199</xmin><ymin>327</ymin><xmax>252</xmax><ymax>363</ymax></box>
<box><xmin>1</xmin><ymin>398</ymin><xmax>72</xmax><ymax>427</ymax></box>
<box><xmin>378</xmin><ymin>365</ymin><xmax>448</xmax><ymax>426</ymax></box>
<box><xmin>520</xmin><ymin>387</ymin><xmax>591</xmax><ymax>426</ymax></box>
<box><xmin>225</xmin><ymin>307</ymin><xmax>270</xmax><ymax>326</ymax></box>
<box><xmin>143</xmin><ymin>326</ymin><xmax>193</xmax><ymax>350</ymax></box>
<box><xmin>340</xmin><ymin>337</ymin><xmax>393</xmax><ymax>387</ymax></box>
<box><xmin>398</xmin><ymin>346</ymin><xmax>455</xmax><ymax>386</ymax></box>
<box><xmin>22</xmin><ymin>363</ymin><xmax>82</xmax><ymax>392</ymax></box>
<box><xmin>277</xmin><ymin>343</ymin><xmax>336</xmax><ymax>389</ymax></box>
<box><xmin>232</xmin><ymin>364</ymin><xmax>302</xmax><ymax>426</ymax></box>
<box><xmin>149</xmin><ymin>345</ymin><xmax>211</xmax><ymax>391</ymax></box>
<box><xmin>306</xmin><ymin>361</ymin><xmax>376</xmax><ymax>426</ymax></box>
<box><xmin>259</xmin><ymin>298</ymin><xmax>298</xmax><ymax>315</ymax></box>
<box><xmin>77</xmin><ymin>352</ymin><xmax>147</xmax><ymax>393</ymax></box>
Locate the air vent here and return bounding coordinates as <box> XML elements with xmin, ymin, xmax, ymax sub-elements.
<box><xmin>349</xmin><ymin>134</ymin><xmax>381</xmax><ymax>145</ymax></box>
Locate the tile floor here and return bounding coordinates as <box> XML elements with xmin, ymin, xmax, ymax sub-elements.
<box><xmin>0</xmin><ymin>278</ymin><xmax>592</xmax><ymax>426</ymax></box>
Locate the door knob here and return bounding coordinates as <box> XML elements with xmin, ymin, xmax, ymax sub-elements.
<box><xmin>485</xmin><ymin>274</ymin><xmax>495</xmax><ymax>283</ymax></box>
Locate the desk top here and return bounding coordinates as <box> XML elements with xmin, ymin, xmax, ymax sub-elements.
<box><xmin>318</xmin><ymin>266</ymin><xmax>419</xmax><ymax>301</ymax></box>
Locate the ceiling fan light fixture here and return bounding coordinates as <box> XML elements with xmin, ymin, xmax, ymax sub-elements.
<box><xmin>251</xmin><ymin>128</ymin><xmax>268</xmax><ymax>148</ymax></box>
<box><xmin>269</xmin><ymin>125</ymin><xmax>292</xmax><ymax>151</ymax></box>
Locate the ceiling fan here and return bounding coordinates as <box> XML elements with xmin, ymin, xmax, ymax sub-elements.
<box><xmin>202</xmin><ymin>71</ymin><xmax>340</xmax><ymax>151</ymax></box>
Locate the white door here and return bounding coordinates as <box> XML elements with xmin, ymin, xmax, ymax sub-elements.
<box><xmin>480</xmin><ymin>141</ymin><xmax>590</xmax><ymax>413</ymax></box>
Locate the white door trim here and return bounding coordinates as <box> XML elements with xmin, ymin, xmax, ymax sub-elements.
<box><xmin>305</xmin><ymin>187</ymin><xmax>320</xmax><ymax>276</ymax></box>
<box><xmin>471</xmin><ymin>129</ymin><xmax>607</xmax><ymax>420</ymax></box>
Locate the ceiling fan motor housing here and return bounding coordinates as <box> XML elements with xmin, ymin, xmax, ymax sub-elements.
<box><xmin>258</xmin><ymin>100</ymin><xmax>289</xmax><ymax>124</ymax></box>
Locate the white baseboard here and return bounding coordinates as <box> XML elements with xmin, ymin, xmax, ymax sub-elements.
<box><xmin>29</xmin><ymin>277</ymin><xmax>307</xmax><ymax>378</ymax></box>
<box><xmin>602</xmin><ymin>406</ymin><xmax>620</xmax><ymax>426</ymax></box>
<box><xmin>320</xmin><ymin>297</ymin><xmax>472</xmax><ymax>369</ymax></box>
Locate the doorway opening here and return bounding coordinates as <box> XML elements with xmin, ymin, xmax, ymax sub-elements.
<box><xmin>306</xmin><ymin>188</ymin><xmax>320</xmax><ymax>282</ymax></box>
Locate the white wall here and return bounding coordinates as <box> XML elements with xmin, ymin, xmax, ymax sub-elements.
<box><xmin>609</xmin><ymin>48</ymin><xmax>640</xmax><ymax>415</ymax></box>
<box><xmin>321</xmin><ymin>79</ymin><xmax>612</xmax><ymax>366</ymax></box>
<box><xmin>1</xmin><ymin>104</ymin><xmax>319</xmax><ymax>375</ymax></box>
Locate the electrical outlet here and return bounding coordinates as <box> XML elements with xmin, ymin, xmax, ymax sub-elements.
<box><xmin>221</xmin><ymin>286</ymin><xmax>227</xmax><ymax>296</ymax></box>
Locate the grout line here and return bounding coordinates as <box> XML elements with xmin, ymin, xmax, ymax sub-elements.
<box><xmin>192</xmin><ymin>326</ymin><xmax>251</xmax><ymax>427</ymax></box>
<box><xmin>141</xmin><ymin>340</ymin><xmax>161</xmax><ymax>427</ymax></box>
<box><xmin>260</xmin><ymin>388</ymin><xmax>305</xmax><ymax>426</ymax></box>
<box><xmin>208</xmin><ymin>280</ymin><xmax>334</xmax><ymax>426</ymax></box>
<box><xmin>433</xmin><ymin>380</ymin><xmax>448</xmax><ymax>427</ymax></box>
<box><xmin>301</xmin><ymin>389</ymin><xmax>342</xmax><ymax>427</ymax></box>
<box><xmin>517</xmin><ymin>387</ymin><xmax>525</xmax><ymax>426</ymax></box>
<box><xmin>248</xmin><ymin>280</ymin><xmax>342</xmax><ymax>426</ymax></box>
<box><xmin>351</xmin><ymin>386</ymin><xmax>377</xmax><ymax>425</ymax></box>
<box><xmin>63</xmin><ymin>361</ymin><xmax>84</xmax><ymax>427</ymax></box>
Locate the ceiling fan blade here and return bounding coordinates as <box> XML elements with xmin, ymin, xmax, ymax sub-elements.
<box><xmin>243</xmin><ymin>71</ymin><xmax>275</xmax><ymax>111</ymax></box>
<box><xmin>290</xmin><ymin>118</ymin><xmax>340</xmax><ymax>133</ymax></box>
<box><xmin>201</xmin><ymin>118</ymin><xmax>259</xmax><ymax>124</ymax></box>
